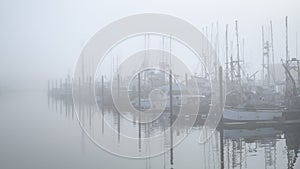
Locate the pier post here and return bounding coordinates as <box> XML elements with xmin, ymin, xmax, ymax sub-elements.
<box><xmin>138</xmin><ymin>72</ymin><xmax>141</xmax><ymax>151</ymax></box>
<box><xmin>138</xmin><ymin>72</ymin><xmax>141</xmax><ymax>109</ymax></box>
<box><xmin>101</xmin><ymin>75</ymin><xmax>104</xmax><ymax>134</ymax></box>
<box><xmin>64</xmin><ymin>78</ymin><xmax>66</xmax><ymax>90</ymax></box>
<box><xmin>47</xmin><ymin>80</ymin><xmax>50</xmax><ymax>94</ymax></box>
<box><xmin>89</xmin><ymin>76</ymin><xmax>92</xmax><ymax>99</ymax></box>
<box><xmin>51</xmin><ymin>80</ymin><xmax>54</xmax><ymax>94</ymax></box>
<box><xmin>185</xmin><ymin>73</ymin><xmax>188</xmax><ymax>86</ymax></box>
<box><xmin>117</xmin><ymin>74</ymin><xmax>120</xmax><ymax>97</ymax></box>
<box><xmin>60</xmin><ymin>79</ymin><xmax>62</xmax><ymax>89</ymax></box>
<box><xmin>169</xmin><ymin>70</ymin><xmax>174</xmax><ymax>166</ymax></box>
<box><xmin>55</xmin><ymin>80</ymin><xmax>58</xmax><ymax>90</ymax></box>
<box><xmin>118</xmin><ymin>108</ymin><xmax>120</xmax><ymax>143</ymax></box>
<box><xmin>78</xmin><ymin>77</ymin><xmax>81</xmax><ymax>97</ymax></box>
<box><xmin>60</xmin><ymin>79</ymin><xmax>62</xmax><ymax>96</ymax></box>
<box><xmin>219</xmin><ymin>66</ymin><xmax>224</xmax><ymax>169</ymax></box>
<box><xmin>101</xmin><ymin>75</ymin><xmax>104</xmax><ymax>108</ymax></box>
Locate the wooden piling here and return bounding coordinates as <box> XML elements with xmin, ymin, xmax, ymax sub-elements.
<box><xmin>138</xmin><ymin>72</ymin><xmax>141</xmax><ymax>151</ymax></box>
<box><xmin>169</xmin><ymin>70</ymin><xmax>174</xmax><ymax>166</ymax></box>
<box><xmin>219</xmin><ymin>66</ymin><xmax>224</xmax><ymax>169</ymax></box>
<box><xmin>117</xmin><ymin>74</ymin><xmax>120</xmax><ymax>97</ymax></box>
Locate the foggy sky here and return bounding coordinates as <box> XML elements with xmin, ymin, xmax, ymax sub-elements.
<box><xmin>0</xmin><ymin>0</ymin><xmax>299</xmax><ymax>91</ymax></box>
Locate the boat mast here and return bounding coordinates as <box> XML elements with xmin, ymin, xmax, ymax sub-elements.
<box><xmin>242</xmin><ymin>38</ymin><xmax>245</xmax><ymax>76</ymax></box>
<box><xmin>262</xmin><ymin>26</ymin><xmax>265</xmax><ymax>86</ymax></box>
<box><xmin>296</xmin><ymin>32</ymin><xmax>298</xmax><ymax>59</ymax></box>
<box><xmin>285</xmin><ymin>16</ymin><xmax>289</xmax><ymax>96</ymax></box>
<box><xmin>235</xmin><ymin>20</ymin><xmax>241</xmax><ymax>85</ymax></box>
<box><xmin>230</xmin><ymin>41</ymin><xmax>234</xmax><ymax>84</ymax></box>
<box><xmin>226</xmin><ymin>24</ymin><xmax>229</xmax><ymax>82</ymax></box>
<box><xmin>267</xmin><ymin>40</ymin><xmax>270</xmax><ymax>87</ymax></box>
<box><xmin>205</xmin><ymin>26</ymin><xmax>208</xmax><ymax>79</ymax></box>
<box><xmin>169</xmin><ymin>35</ymin><xmax>172</xmax><ymax>67</ymax></box>
<box><xmin>262</xmin><ymin>25</ymin><xmax>271</xmax><ymax>87</ymax></box>
<box><xmin>286</xmin><ymin>16</ymin><xmax>289</xmax><ymax>62</ymax></box>
<box><xmin>270</xmin><ymin>21</ymin><xmax>276</xmax><ymax>84</ymax></box>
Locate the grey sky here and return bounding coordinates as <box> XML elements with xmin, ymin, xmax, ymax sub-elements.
<box><xmin>0</xmin><ymin>0</ymin><xmax>299</xmax><ymax>90</ymax></box>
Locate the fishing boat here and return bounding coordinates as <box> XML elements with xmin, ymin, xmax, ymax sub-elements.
<box><xmin>224</xmin><ymin>87</ymin><xmax>283</xmax><ymax>122</ymax></box>
<box><xmin>223</xmin><ymin>107</ymin><xmax>282</xmax><ymax>122</ymax></box>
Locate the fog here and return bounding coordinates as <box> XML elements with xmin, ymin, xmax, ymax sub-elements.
<box><xmin>0</xmin><ymin>0</ymin><xmax>299</xmax><ymax>91</ymax></box>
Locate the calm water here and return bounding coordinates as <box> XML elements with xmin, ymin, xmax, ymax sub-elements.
<box><xmin>0</xmin><ymin>92</ymin><xmax>299</xmax><ymax>169</ymax></box>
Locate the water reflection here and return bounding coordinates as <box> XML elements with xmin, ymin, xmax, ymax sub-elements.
<box><xmin>48</xmin><ymin>95</ymin><xmax>300</xmax><ymax>169</ymax></box>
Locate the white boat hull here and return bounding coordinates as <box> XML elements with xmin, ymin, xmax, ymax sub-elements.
<box><xmin>224</xmin><ymin>108</ymin><xmax>282</xmax><ymax>121</ymax></box>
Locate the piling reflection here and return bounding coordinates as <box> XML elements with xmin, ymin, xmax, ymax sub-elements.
<box><xmin>48</xmin><ymin>94</ymin><xmax>300</xmax><ymax>169</ymax></box>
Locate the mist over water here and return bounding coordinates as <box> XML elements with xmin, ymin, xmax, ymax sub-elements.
<box><xmin>0</xmin><ymin>92</ymin><xmax>299</xmax><ymax>169</ymax></box>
